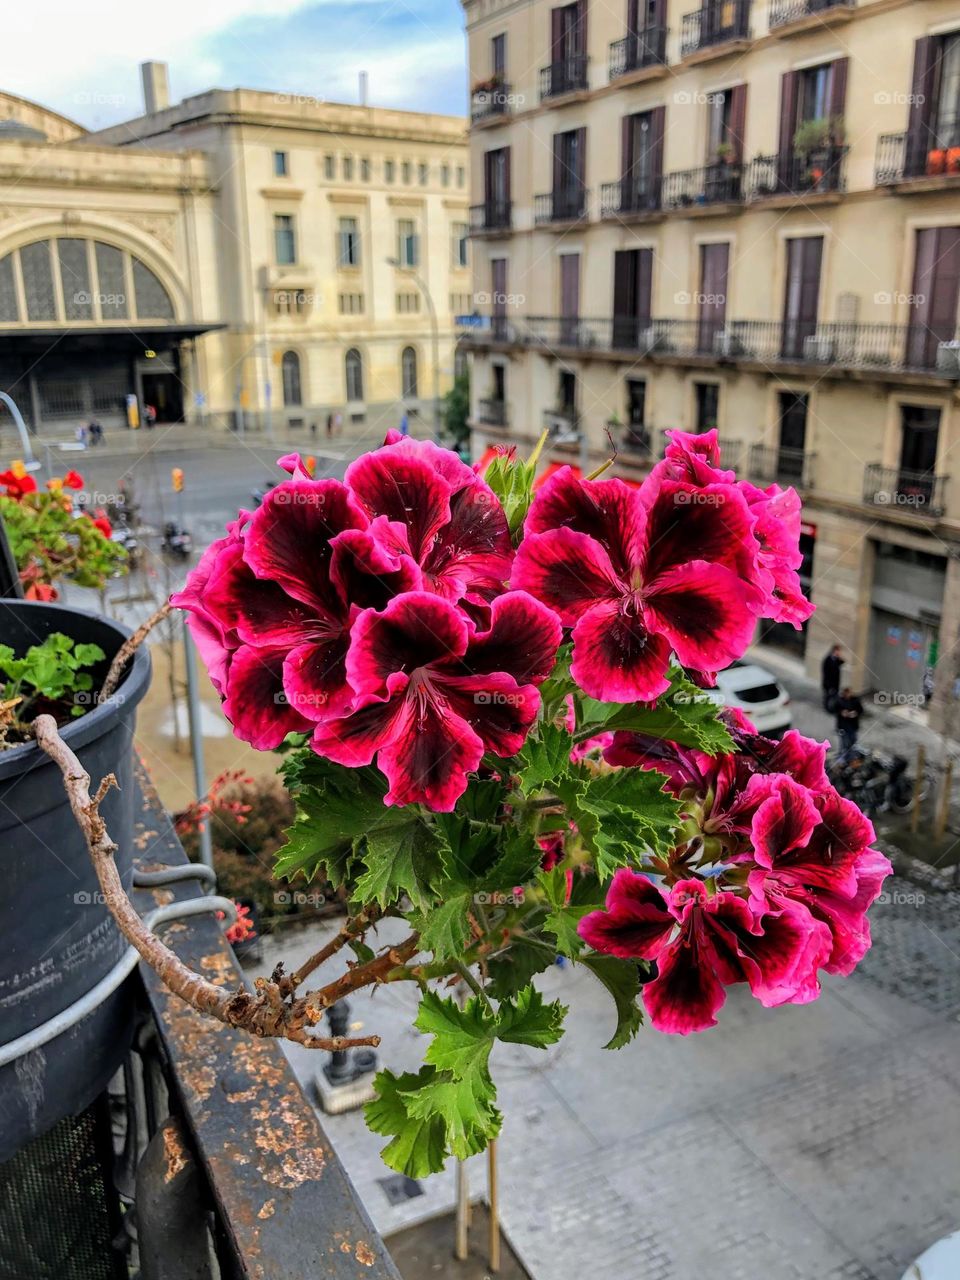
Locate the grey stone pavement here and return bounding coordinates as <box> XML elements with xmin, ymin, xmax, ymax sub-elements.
<box><xmin>253</xmin><ymin>875</ymin><xmax>960</xmax><ymax>1280</ymax></box>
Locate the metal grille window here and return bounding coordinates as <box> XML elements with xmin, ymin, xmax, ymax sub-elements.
<box><xmin>94</xmin><ymin>243</ymin><xmax>128</xmax><ymax>319</ymax></box>
<box><xmin>345</xmin><ymin>347</ymin><xmax>364</xmax><ymax>401</ymax></box>
<box><xmin>132</xmin><ymin>259</ymin><xmax>174</xmax><ymax>319</ymax></box>
<box><xmin>0</xmin><ymin>253</ymin><xmax>19</xmax><ymax>321</ymax></box>
<box><xmin>324</xmin><ymin>154</ymin><xmax>336</xmax><ymax>179</ymax></box>
<box><xmin>91</xmin><ymin>378</ymin><xmax>127</xmax><ymax>413</ymax></box>
<box><xmin>58</xmin><ymin>239</ymin><xmax>92</xmax><ymax>320</ymax></box>
<box><xmin>396</xmin><ymin>292</ymin><xmax>420</xmax><ymax>314</ymax></box>
<box><xmin>40</xmin><ymin>380</ymin><xmax>84</xmax><ymax>416</ymax></box>
<box><xmin>20</xmin><ymin>240</ymin><xmax>57</xmax><ymax>321</ymax></box>
<box><xmin>397</xmin><ymin>219</ymin><xmax>418</xmax><ymax>268</ymax></box>
<box><xmin>274</xmin><ymin>215</ymin><xmax>297</xmax><ymax>265</ymax></box>
<box><xmin>338</xmin><ymin>293</ymin><xmax>365</xmax><ymax>314</ymax></box>
<box><xmin>401</xmin><ymin>345</ymin><xmax>418</xmax><ymax>397</ymax></box>
<box><xmin>343</xmin><ymin>155</ymin><xmax>354</xmax><ymax>181</ymax></box>
<box><xmin>402</xmin><ymin>160</ymin><xmax>412</xmax><ymax>183</ymax></box>
<box><xmin>337</xmin><ymin>217</ymin><xmax>361</xmax><ymax>268</ymax></box>
<box><xmin>281</xmin><ymin>350</ymin><xmax>302</xmax><ymax>406</ymax></box>
<box><xmin>441</xmin><ymin>163</ymin><xmax>450</xmax><ymax>187</ymax></box>
<box><xmin>384</xmin><ymin>159</ymin><xmax>395</xmax><ymax>183</ymax></box>
<box><xmin>360</xmin><ymin>157</ymin><xmax>371</xmax><ymax>181</ymax></box>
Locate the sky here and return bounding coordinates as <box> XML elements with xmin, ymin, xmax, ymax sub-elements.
<box><xmin>3</xmin><ymin>0</ymin><xmax>468</xmax><ymax>129</ymax></box>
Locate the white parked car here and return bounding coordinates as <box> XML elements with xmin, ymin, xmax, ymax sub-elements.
<box><xmin>709</xmin><ymin>660</ymin><xmax>792</xmax><ymax>737</ymax></box>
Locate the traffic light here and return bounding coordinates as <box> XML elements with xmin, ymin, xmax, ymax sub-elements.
<box><xmin>171</xmin><ymin>467</ymin><xmax>184</xmax><ymax>493</ymax></box>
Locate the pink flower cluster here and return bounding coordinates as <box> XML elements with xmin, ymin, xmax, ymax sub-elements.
<box><xmin>578</xmin><ymin>723</ymin><xmax>891</xmax><ymax>1034</ymax></box>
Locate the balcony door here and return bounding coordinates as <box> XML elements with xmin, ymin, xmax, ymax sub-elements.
<box><xmin>491</xmin><ymin>258</ymin><xmax>507</xmax><ymax>339</ymax></box>
<box><xmin>559</xmin><ymin>254</ymin><xmax>580</xmax><ymax>345</ymax></box>
<box><xmin>907</xmin><ymin>226</ymin><xmax>960</xmax><ymax>369</ymax></box>
<box><xmin>612</xmin><ymin>247</ymin><xmax>653</xmax><ymax>348</ymax></box>
<box><xmin>777</xmin><ymin>59</ymin><xmax>847</xmax><ymax>190</ymax></box>
<box><xmin>905</xmin><ymin>34</ymin><xmax>960</xmax><ymax>175</ymax></box>
<box><xmin>697</xmin><ymin>242</ymin><xmax>729</xmax><ymax>354</ymax></box>
<box><xmin>782</xmin><ymin>236</ymin><xmax>822</xmax><ymax>359</ymax></box>
<box><xmin>552</xmin><ymin>128</ymin><xmax>586</xmax><ymax>218</ymax></box>
<box><xmin>484</xmin><ymin>147</ymin><xmax>510</xmax><ymax>222</ymax></box>
<box><xmin>777</xmin><ymin>391</ymin><xmax>808</xmax><ymax>482</ymax></box>
<box><xmin>899</xmin><ymin>405</ymin><xmax>940</xmax><ymax>507</ymax></box>
<box><xmin>550</xmin><ymin>1</ymin><xmax>586</xmax><ymax>90</ymax></box>
<box><xmin>621</xmin><ymin>108</ymin><xmax>664</xmax><ymax>211</ymax></box>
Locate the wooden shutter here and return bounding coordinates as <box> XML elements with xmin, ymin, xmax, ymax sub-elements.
<box><xmin>783</xmin><ymin>237</ymin><xmax>822</xmax><ymax>357</ymax></box>
<box><xmin>502</xmin><ymin>146</ymin><xmax>511</xmax><ymax>205</ymax></box>
<box><xmin>576</xmin><ymin>0</ymin><xmax>588</xmax><ymax>58</ymax></box>
<box><xmin>649</xmin><ymin>105</ymin><xmax>666</xmax><ymax>202</ymax></box>
<box><xmin>561</xmin><ymin>254</ymin><xmax>580</xmax><ymax>318</ymax></box>
<box><xmin>575</xmin><ymin>126</ymin><xmax>587</xmax><ymax>192</ymax></box>
<box><xmin>637</xmin><ymin>248</ymin><xmax>653</xmax><ymax>326</ymax></box>
<box><xmin>621</xmin><ymin>114</ymin><xmax>633</xmax><ymax>179</ymax></box>
<box><xmin>829</xmin><ymin>56</ymin><xmax>848</xmax><ymax>121</ymax></box>
<box><xmin>492</xmin><ymin>258</ymin><xmax>507</xmax><ymax>317</ymax></box>
<box><xmin>728</xmin><ymin>83</ymin><xmax>748</xmax><ymax>164</ymax></box>
<box><xmin>777</xmin><ymin>71</ymin><xmax>799</xmax><ymax>181</ymax></box>
<box><xmin>552</xmin><ymin>132</ymin><xmax>564</xmax><ymax>197</ymax></box>
<box><xmin>698</xmin><ymin>243</ymin><xmax>729</xmax><ymax>352</ymax></box>
<box><xmin>612</xmin><ymin>249</ymin><xmax>635</xmax><ymax>347</ymax></box>
<box><xmin>910</xmin><ymin>227</ymin><xmax>960</xmax><ymax>366</ymax></box>
<box><xmin>551</xmin><ymin>6</ymin><xmax>564</xmax><ymax>60</ymax></box>
<box><xmin>907</xmin><ymin>37</ymin><xmax>937</xmax><ymax>157</ymax></box>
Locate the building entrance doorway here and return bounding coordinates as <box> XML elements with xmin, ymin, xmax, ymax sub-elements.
<box><xmin>140</xmin><ymin>370</ymin><xmax>183</xmax><ymax>424</ymax></box>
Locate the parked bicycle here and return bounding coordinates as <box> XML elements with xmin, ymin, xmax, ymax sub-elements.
<box><xmin>826</xmin><ymin>747</ymin><xmax>928</xmax><ymax>816</ymax></box>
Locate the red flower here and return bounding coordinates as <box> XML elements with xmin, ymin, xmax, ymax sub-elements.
<box><xmin>0</xmin><ymin>469</ymin><xmax>37</xmax><ymax>499</ymax></box>
<box><xmin>63</xmin><ymin>469</ymin><xmax>84</xmax><ymax>490</ymax></box>
<box><xmin>91</xmin><ymin>509</ymin><xmax>112</xmax><ymax>537</ymax></box>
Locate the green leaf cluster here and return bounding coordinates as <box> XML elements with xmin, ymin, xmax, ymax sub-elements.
<box><xmin>0</xmin><ymin>633</ymin><xmax>106</xmax><ymax>723</ymax></box>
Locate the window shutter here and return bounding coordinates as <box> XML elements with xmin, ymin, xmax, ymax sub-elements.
<box><xmin>829</xmin><ymin>56</ymin><xmax>848</xmax><ymax>122</ymax></box>
<box><xmin>907</xmin><ymin>37</ymin><xmax>937</xmax><ymax>172</ymax></box>
<box><xmin>777</xmin><ymin>71</ymin><xmax>799</xmax><ymax>168</ymax></box>
<box><xmin>728</xmin><ymin>84</ymin><xmax>748</xmax><ymax>164</ymax></box>
<box><xmin>649</xmin><ymin>105</ymin><xmax>666</xmax><ymax>198</ymax></box>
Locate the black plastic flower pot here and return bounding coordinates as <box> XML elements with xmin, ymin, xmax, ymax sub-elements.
<box><xmin>0</xmin><ymin>600</ymin><xmax>150</xmax><ymax>1162</ymax></box>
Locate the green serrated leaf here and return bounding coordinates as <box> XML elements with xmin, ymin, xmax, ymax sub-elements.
<box><xmin>365</xmin><ymin>1068</ymin><xmax>448</xmax><ymax>1177</ymax></box>
<box><xmin>578</xmin><ymin>666</ymin><xmax>734</xmax><ymax>756</ymax></box>
<box><xmin>274</xmin><ymin>757</ymin><xmax>391</xmax><ymax>883</ymax></box>
<box><xmin>417</xmin><ymin>990</ymin><xmax>495</xmax><ymax>1080</ymax></box>
<box><xmin>399</xmin><ymin>1066</ymin><xmax>501</xmax><ymax>1161</ymax></box>
<box><xmin>495</xmin><ymin>987</ymin><xmax>566</xmax><ymax>1048</ymax></box>
<box><xmin>576</xmin><ymin>767</ymin><xmax>682</xmax><ymax>878</ymax></box>
<box><xmin>578</xmin><ymin>953</ymin><xmax>645</xmax><ymax>1050</ymax></box>
<box><xmin>486</xmin><ymin>936</ymin><xmax>554</xmax><ymax>1000</ymax></box>
<box><xmin>515</xmin><ymin>720</ymin><xmax>570</xmax><ymax>797</ymax></box>
<box><xmin>355</xmin><ymin>816</ymin><xmax>445</xmax><ymax>911</ymax></box>
<box><xmin>411</xmin><ymin>893</ymin><xmax>473</xmax><ymax>960</ymax></box>
<box><xmin>543</xmin><ymin>906</ymin><xmax>590</xmax><ymax>958</ymax></box>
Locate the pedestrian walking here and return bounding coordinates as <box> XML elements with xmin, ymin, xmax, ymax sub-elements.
<box><xmin>821</xmin><ymin>644</ymin><xmax>843</xmax><ymax>711</ymax></box>
<box><xmin>325</xmin><ymin>412</ymin><xmax>333</xmax><ymax>439</ymax></box>
<box><xmin>835</xmin><ymin>687</ymin><xmax>863</xmax><ymax>759</ymax></box>
<box><xmin>399</xmin><ymin>409</ymin><xmax>409</xmax><ymax>437</ymax></box>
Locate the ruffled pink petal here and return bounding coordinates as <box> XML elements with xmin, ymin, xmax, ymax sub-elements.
<box><xmin>524</xmin><ymin>467</ymin><xmax>646</xmax><ymax>579</ymax></box>
<box><xmin>282</xmin><ymin>635</ymin><xmax>353</xmax><ymax>721</ymax></box>
<box><xmin>570</xmin><ymin>599</ymin><xmax>673</xmax><ymax>703</ymax></box>
<box><xmin>642</xmin><ymin>480</ymin><xmax>760</xmax><ymax>586</ymax></box>
<box><xmin>433</xmin><ymin>671</ymin><xmax>541</xmax><ymax>757</ymax></box>
<box><xmin>510</xmin><ymin>527</ymin><xmax>622</xmax><ymax>623</ymax></box>
<box><xmin>650</xmin><ymin>429</ymin><xmax>736</xmax><ymax>487</ymax></box>
<box><xmin>329</xmin><ymin>527</ymin><xmax>421</xmax><ymax>609</ymax></box>
<box><xmin>222</xmin><ymin>646</ymin><xmax>312</xmax><ymax>750</ymax></box>
<box><xmin>724</xmin><ymin>898</ymin><xmax>830</xmax><ymax>1007</ymax></box>
<box><xmin>746</xmin><ymin>775</ymin><xmax>823</xmax><ymax>869</ymax></box>
<box><xmin>345</xmin><ymin>445</ymin><xmax>454</xmax><ymax>560</ymax></box>
<box><xmin>376</xmin><ymin>692</ymin><xmax>485</xmax><ymax>812</ymax></box>
<box><xmin>642</xmin><ymin>561</ymin><xmax>762</xmax><ymax>673</ymax></box>
<box><xmin>643</xmin><ymin>935</ymin><xmax>727</xmax><ymax>1035</ymax></box>
<box><xmin>203</xmin><ymin>540</ymin><xmax>321</xmax><ymax>647</ymax></box>
<box><xmin>310</xmin><ymin>687</ymin><xmax>409</xmax><ymax>768</ymax></box>
<box><xmin>422</xmin><ymin>482</ymin><xmax>513</xmax><ymax>602</ymax></box>
<box><xmin>462</xmin><ymin>591</ymin><xmax>563</xmax><ymax>685</ymax></box>
<box><xmin>345</xmin><ymin>592</ymin><xmax>471</xmax><ymax>699</ymax></box>
<box><xmin>277</xmin><ymin>452</ymin><xmax>315</xmax><ymax>481</ymax></box>
<box><xmin>578</xmin><ymin>870</ymin><xmax>675</xmax><ymax>960</ymax></box>
<box><xmin>742</xmin><ymin>729</ymin><xmax>829</xmax><ymax>792</ymax></box>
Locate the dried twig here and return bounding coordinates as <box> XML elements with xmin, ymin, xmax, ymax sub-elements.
<box><xmin>32</xmin><ymin>713</ymin><xmax>393</xmax><ymax>1051</ymax></box>
<box><xmin>100</xmin><ymin>600</ymin><xmax>172</xmax><ymax>701</ymax></box>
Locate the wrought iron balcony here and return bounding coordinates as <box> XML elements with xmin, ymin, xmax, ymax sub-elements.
<box><xmin>539</xmin><ymin>54</ymin><xmax>588</xmax><ymax>99</ymax></box>
<box><xmin>608</xmin><ymin>27</ymin><xmax>668</xmax><ymax>80</ymax></box>
<box><xmin>535</xmin><ymin>187</ymin><xmax>589</xmax><ymax>224</ymax></box>
<box><xmin>745</xmin><ymin>146</ymin><xmax>847</xmax><ymax>199</ymax></box>
<box><xmin>769</xmin><ymin>0</ymin><xmax>854</xmax><ymax>30</ymax></box>
<box><xmin>863</xmin><ymin>464</ymin><xmax>948</xmax><ymax>518</ymax></box>
<box><xmin>469</xmin><ymin>199</ymin><xmax>512</xmax><ymax>233</ymax></box>
<box><xmin>749</xmin><ymin>443</ymin><xmax>817</xmax><ymax>489</ymax></box>
<box><xmin>621</xmin><ymin>425</ymin><xmax>656</xmax><ymax>458</ymax></box>
<box><xmin>599</xmin><ymin>176</ymin><xmax>662</xmax><ymax>217</ymax></box>
<box><xmin>477</xmin><ymin>396</ymin><xmax>508</xmax><ymax>426</ymax></box>
<box><xmin>663</xmin><ymin>162</ymin><xmax>744</xmax><ymax>209</ymax></box>
<box><xmin>471</xmin><ymin>82</ymin><xmax>512</xmax><ymax>123</ymax></box>
<box><xmin>724</xmin><ymin>320</ymin><xmax>960</xmax><ymax>374</ymax></box>
<box><xmin>876</xmin><ymin>120</ymin><xmax>960</xmax><ymax>185</ymax></box>
<box><xmin>543</xmin><ymin>406</ymin><xmax>581</xmax><ymax>439</ymax></box>
<box><xmin>680</xmin><ymin>0</ymin><xmax>751</xmax><ymax>57</ymax></box>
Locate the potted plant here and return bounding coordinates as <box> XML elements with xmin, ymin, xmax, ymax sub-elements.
<box><xmin>715</xmin><ymin>141</ymin><xmax>735</xmax><ymax>164</ymax></box>
<box><xmin>926</xmin><ymin>148</ymin><xmax>947</xmax><ymax>175</ymax></box>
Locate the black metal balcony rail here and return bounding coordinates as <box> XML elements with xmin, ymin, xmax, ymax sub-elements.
<box><xmin>662</xmin><ymin>161</ymin><xmax>744</xmax><ymax>208</ymax></box>
<box><xmin>534</xmin><ymin>187</ymin><xmax>589</xmax><ymax>223</ymax></box>
<box><xmin>599</xmin><ymin>176</ymin><xmax>662</xmax><ymax>217</ymax></box>
<box><xmin>769</xmin><ymin>0</ymin><xmax>853</xmax><ymax>29</ymax></box>
<box><xmin>620</xmin><ymin>424</ymin><xmax>657</xmax><ymax>457</ymax></box>
<box><xmin>680</xmin><ymin>0</ymin><xmax>751</xmax><ymax>56</ymax></box>
<box><xmin>471</xmin><ymin>82</ymin><xmax>513</xmax><ymax>123</ymax></box>
<box><xmin>469</xmin><ymin>199</ymin><xmax>512</xmax><ymax>232</ymax></box>
<box><xmin>539</xmin><ymin>54</ymin><xmax>589</xmax><ymax>99</ymax></box>
<box><xmin>477</xmin><ymin>396</ymin><xmax>508</xmax><ymax>425</ymax></box>
<box><xmin>863</xmin><ymin>463</ymin><xmax>948</xmax><ymax>518</ymax></box>
<box><xmin>876</xmin><ymin>117</ymin><xmax>960</xmax><ymax>184</ymax></box>
<box><xmin>608</xmin><ymin>26</ymin><xmax>669</xmax><ymax>79</ymax></box>
<box><xmin>543</xmin><ymin>405</ymin><xmax>581</xmax><ymax>437</ymax></box>
<box><xmin>749</xmin><ymin>443</ymin><xmax>817</xmax><ymax>489</ymax></box>
<box><xmin>745</xmin><ymin>145</ymin><xmax>847</xmax><ymax>198</ymax></box>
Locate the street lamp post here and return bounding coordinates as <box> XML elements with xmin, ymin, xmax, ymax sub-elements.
<box><xmin>0</xmin><ymin>392</ymin><xmax>39</xmax><ymax>471</ymax></box>
<box><xmin>386</xmin><ymin>257</ymin><xmax>442</xmax><ymax>441</ymax></box>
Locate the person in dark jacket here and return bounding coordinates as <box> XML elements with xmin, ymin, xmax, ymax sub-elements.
<box><xmin>836</xmin><ymin>687</ymin><xmax>863</xmax><ymax>758</ymax></box>
<box><xmin>821</xmin><ymin>645</ymin><xmax>844</xmax><ymax>710</ymax></box>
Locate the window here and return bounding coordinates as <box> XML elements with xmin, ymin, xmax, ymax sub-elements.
<box><xmin>281</xmin><ymin>351</ymin><xmax>302</xmax><ymax>406</ymax></box>
<box><xmin>397</xmin><ymin>219</ymin><xmax>418</xmax><ymax>268</ymax></box>
<box><xmin>694</xmin><ymin>382</ymin><xmax>720</xmax><ymax>432</ymax></box>
<box><xmin>492</xmin><ymin>32</ymin><xmax>506</xmax><ymax>76</ymax></box>
<box><xmin>274</xmin><ymin>289</ymin><xmax>309</xmax><ymax>316</ymax></box>
<box><xmin>933</xmin><ymin>34</ymin><xmax>960</xmax><ymax>146</ymax></box>
<box><xmin>345</xmin><ymin>348</ymin><xmax>364</xmax><ymax>401</ymax></box>
<box><xmin>402</xmin><ymin>160</ymin><xmax>412</xmax><ymax>184</ymax></box>
<box><xmin>360</xmin><ymin>157</ymin><xmax>371</xmax><ymax>181</ymax></box>
<box><xmin>456</xmin><ymin>166</ymin><xmax>466</xmax><ymax>187</ymax></box>
<box><xmin>384</xmin><ymin>159</ymin><xmax>395</xmax><ymax>183</ymax></box>
<box><xmin>273</xmin><ymin>150</ymin><xmax>289</xmax><ymax>177</ymax></box>
<box><xmin>450</xmin><ymin>292</ymin><xmax>472</xmax><ymax>315</ymax></box>
<box><xmin>452</xmin><ymin>222</ymin><xmax>469</xmax><ymax>268</ymax></box>
<box><xmin>396</xmin><ymin>292</ymin><xmax>420</xmax><ymax>314</ymax></box>
<box><xmin>441</xmin><ymin>163</ymin><xmax>450</xmax><ymax>187</ymax></box>
<box><xmin>401</xmin><ymin>346</ymin><xmax>419</xmax><ymax>398</ymax></box>
<box><xmin>419</xmin><ymin>162</ymin><xmax>428</xmax><ymax>185</ymax></box>
<box><xmin>274</xmin><ymin>214</ymin><xmax>296</xmax><ymax>265</ymax></box>
<box><xmin>324</xmin><ymin>154</ymin><xmax>336</xmax><ymax>180</ymax></box>
<box><xmin>343</xmin><ymin>155</ymin><xmax>354</xmax><ymax>181</ymax></box>
<box><xmin>337</xmin><ymin>216</ymin><xmax>361</xmax><ymax>268</ymax></box>
<box><xmin>338</xmin><ymin>293</ymin><xmax>365</xmax><ymax>314</ymax></box>
<box><xmin>626</xmin><ymin>379</ymin><xmax>646</xmax><ymax>429</ymax></box>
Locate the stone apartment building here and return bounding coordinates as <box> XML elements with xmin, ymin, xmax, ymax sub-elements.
<box><xmin>459</xmin><ymin>0</ymin><xmax>960</xmax><ymax>733</ymax></box>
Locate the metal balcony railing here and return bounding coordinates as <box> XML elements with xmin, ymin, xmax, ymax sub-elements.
<box><xmin>749</xmin><ymin>443</ymin><xmax>817</xmax><ymax>489</ymax></box>
<box><xmin>478</xmin><ymin>396</ymin><xmax>508</xmax><ymax>426</ymax></box>
<box><xmin>608</xmin><ymin>26</ymin><xmax>669</xmax><ymax>79</ymax></box>
<box><xmin>471</xmin><ymin>83</ymin><xmax>512</xmax><ymax>123</ymax></box>
<box><xmin>543</xmin><ymin>406</ymin><xmax>580</xmax><ymax>439</ymax></box>
<box><xmin>680</xmin><ymin>0</ymin><xmax>751</xmax><ymax>56</ymax></box>
<box><xmin>863</xmin><ymin>463</ymin><xmax>948</xmax><ymax>518</ymax></box>
<box><xmin>621</xmin><ymin>426</ymin><xmax>656</xmax><ymax>457</ymax></box>
<box><xmin>769</xmin><ymin>0</ymin><xmax>853</xmax><ymax>29</ymax></box>
<box><xmin>663</xmin><ymin>162</ymin><xmax>744</xmax><ymax>208</ymax></box>
<box><xmin>469</xmin><ymin>199</ymin><xmax>512</xmax><ymax>232</ymax></box>
<box><xmin>745</xmin><ymin>145</ymin><xmax>847</xmax><ymax>198</ymax></box>
<box><xmin>876</xmin><ymin>117</ymin><xmax>960</xmax><ymax>184</ymax></box>
<box><xmin>534</xmin><ymin>187</ymin><xmax>589</xmax><ymax>224</ymax></box>
<box><xmin>539</xmin><ymin>54</ymin><xmax>588</xmax><ymax>99</ymax></box>
<box><xmin>599</xmin><ymin>176</ymin><xmax>662</xmax><ymax>217</ymax></box>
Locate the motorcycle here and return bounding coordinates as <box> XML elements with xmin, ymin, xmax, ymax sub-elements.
<box><xmin>161</xmin><ymin>521</ymin><xmax>193</xmax><ymax>560</ymax></box>
<box><xmin>827</xmin><ymin>747</ymin><xmax>922</xmax><ymax>816</ymax></box>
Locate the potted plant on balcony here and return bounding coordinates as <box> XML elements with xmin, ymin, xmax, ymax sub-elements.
<box><xmin>33</xmin><ymin>431</ymin><xmax>893</xmax><ymax>1184</ymax></box>
<box><xmin>793</xmin><ymin>116</ymin><xmax>844</xmax><ymax>191</ymax></box>
<box><xmin>0</xmin><ymin>483</ymin><xmax>151</xmax><ymax>1159</ymax></box>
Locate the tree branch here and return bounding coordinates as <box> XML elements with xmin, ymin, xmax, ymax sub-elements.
<box><xmin>100</xmin><ymin>600</ymin><xmax>172</xmax><ymax>701</ymax></box>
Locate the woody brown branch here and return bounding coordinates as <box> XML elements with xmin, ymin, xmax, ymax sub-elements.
<box><xmin>100</xmin><ymin>600</ymin><xmax>173</xmax><ymax>701</ymax></box>
<box><xmin>32</xmin><ymin>713</ymin><xmax>391</xmax><ymax>1051</ymax></box>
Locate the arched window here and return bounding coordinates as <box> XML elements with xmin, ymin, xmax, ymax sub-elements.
<box><xmin>401</xmin><ymin>346</ymin><xmax>418</xmax><ymax>399</ymax></box>
<box><xmin>281</xmin><ymin>351</ymin><xmax>302</xmax><ymax>406</ymax></box>
<box><xmin>345</xmin><ymin>348</ymin><xmax>364</xmax><ymax>402</ymax></box>
<box><xmin>0</xmin><ymin>238</ymin><xmax>175</xmax><ymax>324</ymax></box>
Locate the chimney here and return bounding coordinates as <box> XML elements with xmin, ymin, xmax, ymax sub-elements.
<box><xmin>140</xmin><ymin>61</ymin><xmax>170</xmax><ymax>115</ymax></box>
<box><xmin>359</xmin><ymin>71</ymin><xmax>369</xmax><ymax>107</ymax></box>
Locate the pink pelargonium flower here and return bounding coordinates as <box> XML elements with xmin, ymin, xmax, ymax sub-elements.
<box><xmin>578</xmin><ymin>871</ymin><xmax>829</xmax><ymax>1034</ymax></box>
<box><xmin>345</xmin><ymin>438</ymin><xmax>514</xmax><ymax>608</ymax></box>
<box><xmin>510</xmin><ymin>466</ymin><xmax>764</xmax><ymax>702</ymax></box>
<box><xmin>310</xmin><ymin>590</ymin><xmax>562</xmax><ymax>811</ymax></box>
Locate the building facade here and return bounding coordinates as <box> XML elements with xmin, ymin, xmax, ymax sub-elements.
<box><xmin>460</xmin><ymin>0</ymin><xmax>960</xmax><ymax>735</ymax></box>
<box><xmin>90</xmin><ymin>74</ymin><xmax>471</xmax><ymax>436</ymax></box>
